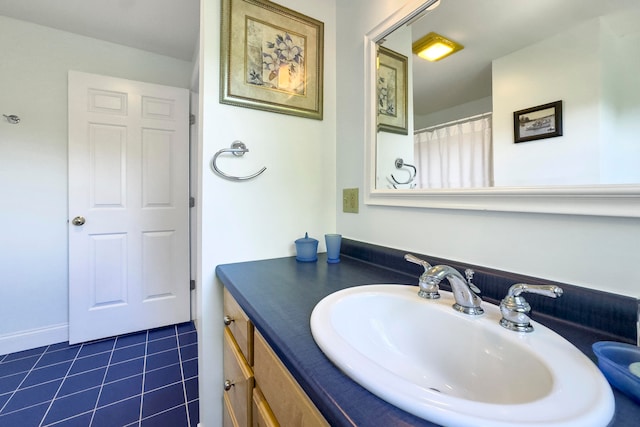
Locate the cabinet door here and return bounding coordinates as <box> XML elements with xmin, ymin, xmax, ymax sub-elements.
<box><xmin>254</xmin><ymin>331</ymin><xmax>329</xmax><ymax>427</ymax></box>
<box><xmin>224</xmin><ymin>328</ymin><xmax>254</xmax><ymax>427</ymax></box>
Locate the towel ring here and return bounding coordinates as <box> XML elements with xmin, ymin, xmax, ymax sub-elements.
<box><xmin>3</xmin><ymin>114</ymin><xmax>20</xmax><ymax>124</ymax></box>
<box><xmin>391</xmin><ymin>158</ymin><xmax>416</xmax><ymax>185</ymax></box>
<box><xmin>386</xmin><ymin>176</ymin><xmax>416</xmax><ymax>189</ymax></box>
<box><xmin>211</xmin><ymin>141</ymin><xmax>266</xmax><ymax>181</ymax></box>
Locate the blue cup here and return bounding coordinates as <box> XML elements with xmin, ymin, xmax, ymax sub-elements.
<box><xmin>325</xmin><ymin>234</ymin><xmax>342</xmax><ymax>263</ymax></box>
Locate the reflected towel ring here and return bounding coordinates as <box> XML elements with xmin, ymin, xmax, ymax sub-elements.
<box><xmin>210</xmin><ymin>141</ymin><xmax>266</xmax><ymax>181</ymax></box>
<box><xmin>391</xmin><ymin>158</ymin><xmax>416</xmax><ymax>185</ymax></box>
<box><xmin>3</xmin><ymin>114</ymin><xmax>20</xmax><ymax>124</ymax></box>
<box><xmin>386</xmin><ymin>176</ymin><xmax>416</xmax><ymax>189</ymax></box>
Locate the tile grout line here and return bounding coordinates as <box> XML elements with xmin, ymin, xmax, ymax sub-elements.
<box><xmin>38</xmin><ymin>385</ymin><xmax>102</xmax><ymax>425</ymax></box>
<box><xmin>0</xmin><ymin>334</ymin><xmax>145</xmax><ymax>369</ymax></box>
<box><xmin>140</xmin><ymin>402</ymin><xmax>190</xmax><ymax>424</ymax></box>
<box><xmin>87</xmin><ymin>337</ymin><xmax>118</xmax><ymax>427</ymax></box>
<box><xmin>176</xmin><ymin>325</ymin><xmax>191</xmax><ymax>427</ymax></box>
<box><xmin>38</xmin><ymin>343</ymin><xmax>85</xmax><ymax>426</ymax></box>
<box><xmin>0</xmin><ymin>344</ymin><xmax>50</xmax><ymax>415</ymax></box>
<box><xmin>0</xmin><ymin>356</ymin><xmax>76</xmax><ymax>382</ymax></box>
<box><xmin>94</xmin><ymin>392</ymin><xmax>142</xmax><ymax>411</ymax></box>
<box><xmin>0</xmin><ymin>352</ymin><xmax>42</xmax><ymax>367</ymax></box>
<box><xmin>0</xmin><ymin>363</ymin><xmax>69</xmax><ymax>394</ymax></box>
<box><xmin>0</xmin><ymin>342</ymin><xmax>116</xmax><ymax>378</ymax></box>
<box><xmin>43</xmin><ymin>408</ymin><xmax>94</xmax><ymax>427</ymax></box>
<box><xmin>137</xmin><ymin>330</ymin><xmax>150</xmax><ymax>427</ymax></box>
<box><xmin>85</xmin><ymin>377</ymin><xmax>185</xmax><ymax>416</ymax></box>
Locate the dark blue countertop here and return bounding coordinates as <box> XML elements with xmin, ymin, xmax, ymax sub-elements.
<box><xmin>216</xmin><ymin>250</ymin><xmax>640</xmax><ymax>426</ymax></box>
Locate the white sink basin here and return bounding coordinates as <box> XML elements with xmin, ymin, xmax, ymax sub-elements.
<box><xmin>310</xmin><ymin>285</ymin><xmax>614</xmax><ymax>427</ymax></box>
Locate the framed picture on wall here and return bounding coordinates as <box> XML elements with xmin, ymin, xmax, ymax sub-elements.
<box><xmin>220</xmin><ymin>0</ymin><xmax>324</xmax><ymax>120</ymax></box>
<box><xmin>513</xmin><ymin>100</ymin><xmax>563</xmax><ymax>143</ymax></box>
<box><xmin>377</xmin><ymin>46</ymin><xmax>408</xmax><ymax>135</ymax></box>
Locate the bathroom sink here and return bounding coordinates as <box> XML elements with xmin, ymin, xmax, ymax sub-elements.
<box><xmin>310</xmin><ymin>284</ymin><xmax>614</xmax><ymax>427</ymax></box>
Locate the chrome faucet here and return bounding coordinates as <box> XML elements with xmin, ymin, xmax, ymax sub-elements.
<box><xmin>425</xmin><ymin>265</ymin><xmax>484</xmax><ymax>315</ymax></box>
<box><xmin>499</xmin><ymin>283</ymin><xmax>563</xmax><ymax>332</ymax></box>
<box><xmin>405</xmin><ymin>254</ymin><xmax>483</xmax><ymax>315</ymax></box>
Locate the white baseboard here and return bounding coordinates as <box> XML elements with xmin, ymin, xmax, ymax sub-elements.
<box><xmin>0</xmin><ymin>323</ymin><xmax>69</xmax><ymax>355</ymax></box>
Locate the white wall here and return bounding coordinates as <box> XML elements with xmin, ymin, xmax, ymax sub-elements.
<box><xmin>492</xmin><ymin>15</ymin><xmax>640</xmax><ymax>186</ymax></box>
<box><xmin>0</xmin><ymin>16</ymin><xmax>194</xmax><ymax>353</ymax></box>
<box><xmin>493</xmin><ymin>19</ymin><xmax>602</xmax><ymax>186</ymax></box>
<box><xmin>600</xmin><ymin>11</ymin><xmax>640</xmax><ymax>184</ymax></box>
<box><xmin>196</xmin><ymin>0</ymin><xmax>337</xmax><ymax>425</ymax></box>
<box><xmin>336</xmin><ymin>0</ymin><xmax>640</xmax><ymax>299</ymax></box>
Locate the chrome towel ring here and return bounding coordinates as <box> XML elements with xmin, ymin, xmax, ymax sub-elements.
<box><xmin>391</xmin><ymin>158</ymin><xmax>416</xmax><ymax>185</ymax></box>
<box><xmin>210</xmin><ymin>141</ymin><xmax>266</xmax><ymax>181</ymax></box>
<box><xmin>3</xmin><ymin>114</ymin><xmax>20</xmax><ymax>124</ymax></box>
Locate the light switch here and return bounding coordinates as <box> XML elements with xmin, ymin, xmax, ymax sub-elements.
<box><xmin>343</xmin><ymin>188</ymin><xmax>359</xmax><ymax>213</ymax></box>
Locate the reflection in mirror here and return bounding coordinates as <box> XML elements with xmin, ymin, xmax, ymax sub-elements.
<box><xmin>375</xmin><ymin>0</ymin><xmax>640</xmax><ymax>190</ymax></box>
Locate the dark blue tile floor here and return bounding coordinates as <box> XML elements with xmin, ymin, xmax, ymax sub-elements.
<box><xmin>0</xmin><ymin>322</ymin><xmax>198</xmax><ymax>426</ymax></box>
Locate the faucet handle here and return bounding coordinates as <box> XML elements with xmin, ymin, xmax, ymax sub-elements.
<box><xmin>404</xmin><ymin>254</ymin><xmax>439</xmax><ymax>299</ymax></box>
<box><xmin>499</xmin><ymin>283</ymin><xmax>563</xmax><ymax>332</ymax></box>
<box><xmin>464</xmin><ymin>269</ymin><xmax>481</xmax><ymax>294</ymax></box>
<box><xmin>506</xmin><ymin>283</ymin><xmax>563</xmax><ymax>299</ymax></box>
<box><xmin>404</xmin><ymin>253</ymin><xmax>432</xmax><ymax>271</ymax></box>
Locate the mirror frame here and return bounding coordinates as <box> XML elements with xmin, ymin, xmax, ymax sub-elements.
<box><xmin>364</xmin><ymin>0</ymin><xmax>640</xmax><ymax>218</ymax></box>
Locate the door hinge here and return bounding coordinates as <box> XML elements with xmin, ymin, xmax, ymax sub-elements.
<box><xmin>189</xmin><ymin>197</ymin><xmax>195</xmax><ymax>208</ymax></box>
<box><xmin>189</xmin><ymin>114</ymin><xmax>196</xmax><ymax>125</ymax></box>
<box><xmin>190</xmin><ymin>280</ymin><xmax>196</xmax><ymax>290</ymax></box>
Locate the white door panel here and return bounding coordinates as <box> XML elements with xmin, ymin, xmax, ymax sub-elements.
<box><xmin>68</xmin><ymin>70</ymin><xmax>190</xmax><ymax>344</ymax></box>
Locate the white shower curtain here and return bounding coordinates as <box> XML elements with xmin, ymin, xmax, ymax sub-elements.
<box><xmin>414</xmin><ymin>115</ymin><xmax>492</xmax><ymax>189</ymax></box>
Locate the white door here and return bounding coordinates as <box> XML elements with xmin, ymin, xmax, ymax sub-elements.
<box><xmin>68</xmin><ymin>70</ymin><xmax>190</xmax><ymax>344</ymax></box>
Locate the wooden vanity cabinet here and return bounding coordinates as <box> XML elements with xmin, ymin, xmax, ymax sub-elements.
<box><xmin>223</xmin><ymin>288</ymin><xmax>329</xmax><ymax>427</ymax></box>
<box><xmin>223</xmin><ymin>288</ymin><xmax>254</xmax><ymax>427</ymax></box>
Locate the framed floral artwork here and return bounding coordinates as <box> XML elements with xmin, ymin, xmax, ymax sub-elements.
<box><xmin>220</xmin><ymin>0</ymin><xmax>324</xmax><ymax>120</ymax></box>
<box><xmin>377</xmin><ymin>46</ymin><xmax>408</xmax><ymax>135</ymax></box>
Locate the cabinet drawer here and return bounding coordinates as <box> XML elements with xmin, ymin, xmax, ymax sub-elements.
<box><xmin>224</xmin><ymin>287</ymin><xmax>254</xmax><ymax>364</ymax></box>
<box><xmin>252</xmin><ymin>387</ymin><xmax>279</xmax><ymax>427</ymax></box>
<box><xmin>254</xmin><ymin>331</ymin><xmax>329</xmax><ymax>427</ymax></box>
<box><xmin>224</xmin><ymin>328</ymin><xmax>254</xmax><ymax>427</ymax></box>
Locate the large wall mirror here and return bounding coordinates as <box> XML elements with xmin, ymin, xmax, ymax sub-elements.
<box><xmin>364</xmin><ymin>0</ymin><xmax>640</xmax><ymax>217</ymax></box>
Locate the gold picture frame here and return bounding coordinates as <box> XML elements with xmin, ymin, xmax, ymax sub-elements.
<box><xmin>377</xmin><ymin>46</ymin><xmax>408</xmax><ymax>135</ymax></box>
<box><xmin>220</xmin><ymin>0</ymin><xmax>324</xmax><ymax>120</ymax></box>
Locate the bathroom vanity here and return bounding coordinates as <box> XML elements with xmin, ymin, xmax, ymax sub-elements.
<box><xmin>222</xmin><ymin>287</ymin><xmax>328</xmax><ymax>426</ymax></box>
<box><xmin>216</xmin><ymin>239</ymin><xmax>639</xmax><ymax>426</ymax></box>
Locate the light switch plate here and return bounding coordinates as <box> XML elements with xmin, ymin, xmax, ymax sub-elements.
<box><xmin>343</xmin><ymin>188</ymin><xmax>359</xmax><ymax>213</ymax></box>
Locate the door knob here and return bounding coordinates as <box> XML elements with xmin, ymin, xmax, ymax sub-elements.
<box><xmin>72</xmin><ymin>216</ymin><xmax>86</xmax><ymax>226</ymax></box>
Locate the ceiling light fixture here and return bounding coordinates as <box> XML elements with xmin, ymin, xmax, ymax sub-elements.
<box><xmin>412</xmin><ymin>32</ymin><xmax>463</xmax><ymax>62</ymax></box>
